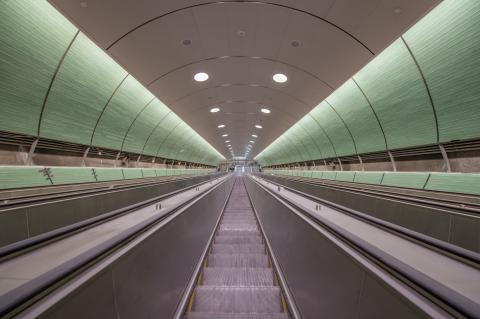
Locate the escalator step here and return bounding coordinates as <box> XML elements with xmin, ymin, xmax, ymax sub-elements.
<box><xmin>217</xmin><ymin>230</ymin><xmax>260</xmax><ymax>237</ymax></box>
<box><xmin>207</xmin><ymin>254</ymin><xmax>269</xmax><ymax>268</ymax></box>
<box><xmin>192</xmin><ymin>286</ymin><xmax>283</xmax><ymax>313</ymax></box>
<box><xmin>185</xmin><ymin>313</ymin><xmax>289</xmax><ymax>319</ymax></box>
<box><xmin>219</xmin><ymin>225</ymin><xmax>258</xmax><ymax>232</ymax></box>
<box><xmin>215</xmin><ymin>235</ymin><xmax>262</xmax><ymax>244</ymax></box>
<box><xmin>202</xmin><ymin>268</ymin><xmax>274</xmax><ymax>286</ymax></box>
<box><xmin>212</xmin><ymin>244</ymin><xmax>265</xmax><ymax>254</ymax></box>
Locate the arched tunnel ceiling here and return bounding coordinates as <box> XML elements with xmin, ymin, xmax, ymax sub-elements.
<box><xmin>256</xmin><ymin>0</ymin><xmax>480</xmax><ymax>166</ymax></box>
<box><xmin>0</xmin><ymin>1</ymin><xmax>224</xmax><ymax>166</ymax></box>
<box><xmin>49</xmin><ymin>0</ymin><xmax>439</xmax><ymax>159</ymax></box>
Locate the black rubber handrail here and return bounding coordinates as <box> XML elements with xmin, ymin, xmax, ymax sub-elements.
<box><xmin>267</xmin><ymin>174</ymin><xmax>480</xmax><ymax>212</ymax></box>
<box><xmin>251</xmin><ymin>175</ymin><xmax>480</xmax><ymax>318</ymax></box>
<box><xmin>0</xmin><ymin>175</ymin><xmax>229</xmax><ymax>317</ymax></box>
<box><xmin>256</xmin><ymin>175</ymin><xmax>480</xmax><ymax>266</ymax></box>
<box><xmin>0</xmin><ymin>173</ymin><xmax>220</xmax><ymax>209</ymax></box>
<box><xmin>0</xmin><ymin>174</ymin><xmax>223</xmax><ymax>259</ymax></box>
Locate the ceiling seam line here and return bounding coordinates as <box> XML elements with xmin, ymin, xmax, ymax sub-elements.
<box><xmin>37</xmin><ymin>30</ymin><xmax>80</xmax><ymax>137</ymax></box>
<box><xmin>105</xmin><ymin>1</ymin><xmax>374</xmax><ymax>54</ymax></box>
<box><xmin>119</xmin><ymin>97</ymin><xmax>157</xmax><ymax>153</ymax></box>
<box><xmin>89</xmin><ymin>74</ymin><xmax>130</xmax><ymax>146</ymax></box>
<box><xmin>298</xmin><ymin>121</ymin><xmax>324</xmax><ymax>160</ymax></box>
<box><xmin>324</xmin><ymin>99</ymin><xmax>358</xmax><ymax>154</ymax></box>
<box><xmin>168</xmin><ymin>125</ymin><xmax>191</xmax><ymax>159</ymax></box>
<box><xmin>172</xmin><ymin>130</ymin><xmax>197</xmax><ymax>161</ymax></box>
<box><xmin>276</xmin><ymin>136</ymin><xmax>292</xmax><ymax>165</ymax></box>
<box><xmin>170</xmin><ymin>84</ymin><xmax>314</xmax><ymax>111</ymax></box>
<box><xmin>290</xmin><ymin>126</ymin><xmax>317</xmax><ymax>162</ymax></box>
<box><xmin>154</xmin><ymin>121</ymin><xmax>183</xmax><ymax>158</ymax></box>
<box><xmin>139</xmin><ymin>111</ymin><xmax>172</xmax><ymax>157</ymax></box>
<box><xmin>145</xmin><ymin>56</ymin><xmax>334</xmax><ymax>89</ymax></box>
<box><xmin>351</xmin><ymin>77</ymin><xmax>389</xmax><ymax>150</ymax></box>
<box><xmin>283</xmin><ymin>134</ymin><xmax>304</xmax><ymax>165</ymax></box>
<box><xmin>308</xmin><ymin>113</ymin><xmax>339</xmax><ymax>159</ymax></box>
<box><xmin>400</xmin><ymin>36</ymin><xmax>440</xmax><ymax>143</ymax></box>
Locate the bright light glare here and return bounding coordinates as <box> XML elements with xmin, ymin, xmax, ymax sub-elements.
<box><xmin>217</xmin><ymin>124</ymin><xmax>225</xmax><ymax>128</ymax></box>
<box><xmin>261</xmin><ymin>108</ymin><xmax>271</xmax><ymax>114</ymax></box>
<box><xmin>252</xmin><ymin>134</ymin><xmax>257</xmax><ymax>138</ymax></box>
<box><xmin>273</xmin><ymin>73</ymin><xmax>287</xmax><ymax>83</ymax></box>
<box><xmin>222</xmin><ymin>134</ymin><xmax>228</xmax><ymax>137</ymax></box>
<box><xmin>194</xmin><ymin>72</ymin><xmax>209</xmax><ymax>82</ymax></box>
<box><xmin>210</xmin><ymin>107</ymin><xmax>220</xmax><ymax>113</ymax></box>
<box><xmin>255</xmin><ymin>124</ymin><xmax>262</xmax><ymax>129</ymax></box>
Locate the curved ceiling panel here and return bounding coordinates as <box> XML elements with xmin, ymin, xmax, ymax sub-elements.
<box><xmin>50</xmin><ymin>0</ymin><xmax>437</xmax><ymax>53</ymax></box>
<box><xmin>353</xmin><ymin>38</ymin><xmax>437</xmax><ymax>150</ymax></box>
<box><xmin>122</xmin><ymin>99</ymin><xmax>170</xmax><ymax>154</ymax></box>
<box><xmin>325</xmin><ymin>79</ymin><xmax>386</xmax><ymax>154</ymax></box>
<box><xmin>256</xmin><ymin>0</ymin><xmax>480</xmax><ymax>166</ymax></box>
<box><xmin>403</xmin><ymin>0</ymin><xmax>480</xmax><ymax>143</ymax></box>
<box><xmin>0</xmin><ymin>1</ymin><xmax>223</xmax><ymax>165</ymax></box>
<box><xmin>40</xmin><ymin>32</ymin><xmax>128</xmax><ymax>145</ymax></box>
<box><xmin>0</xmin><ymin>1</ymin><xmax>77</xmax><ymax>137</ymax></box>
<box><xmin>50</xmin><ymin>0</ymin><xmax>437</xmax><ymax>159</ymax></box>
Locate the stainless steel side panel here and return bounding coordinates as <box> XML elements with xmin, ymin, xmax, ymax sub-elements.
<box><xmin>261</xmin><ymin>175</ymin><xmax>480</xmax><ymax>253</ymax></box>
<box><xmin>25</xmin><ymin>177</ymin><xmax>234</xmax><ymax>319</ymax></box>
<box><xmin>244</xmin><ymin>177</ymin><xmax>430</xmax><ymax>319</ymax></box>
<box><xmin>0</xmin><ymin>174</ymin><xmax>218</xmax><ymax>247</ymax></box>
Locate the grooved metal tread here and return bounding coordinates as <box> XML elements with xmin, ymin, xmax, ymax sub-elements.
<box><xmin>186</xmin><ymin>313</ymin><xmax>290</xmax><ymax>319</ymax></box>
<box><xmin>188</xmin><ymin>178</ymin><xmax>288</xmax><ymax>318</ymax></box>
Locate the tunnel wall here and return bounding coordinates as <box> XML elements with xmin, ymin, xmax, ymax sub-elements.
<box><xmin>0</xmin><ymin>1</ymin><xmax>223</xmax><ymax>166</ymax></box>
<box><xmin>256</xmin><ymin>0</ymin><xmax>480</xmax><ymax>167</ymax></box>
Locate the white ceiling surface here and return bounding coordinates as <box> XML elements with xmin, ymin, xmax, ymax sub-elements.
<box><xmin>49</xmin><ymin>0</ymin><xmax>439</xmax><ymax>159</ymax></box>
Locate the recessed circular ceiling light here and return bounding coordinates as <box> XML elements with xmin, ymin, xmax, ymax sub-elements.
<box><xmin>255</xmin><ymin>124</ymin><xmax>263</xmax><ymax>129</ymax></box>
<box><xmin>225</xmin><ymin>140</ymin><xmax>230</xmax><ymax>143</ymax></box>
<box><xmin>249</xmin><ymin>141</ymin><xmax>254</xmax><ymax>143</ymax></box>
<box><xmin>227</xmin><ymin>144</ymin><xmax>232</xmax><ymax>147</ymax></box>
<box><xmin>222</xmin><ymin>134</ymin><xmax>228</xmax><ymax>137</ymax></box>
<box><xmin>194</xmin><ymin>72</ymin><xmax>209</xmax><ymax>82</ymax></box>
<box><xmin>252</xmin><ymin>134</ymin><xmax>258</xmax><ymax>138</ymax></box>
<box><xmin>210</xmin><ymin>107</ymin><xmax>220</xmax><ymax>113</ymax></box>
<box><xmin>260</xmin><ymin>108</ymin><xmax>271</xmax><ymax>114</ymax></box>
<box><xmin>273</xmin><ymin>73</ymin><xmax>287</xmax><ymax>83</ymax></box>
<box><xmin>217</xmin><ymin>124</ymin><xmax>225</xmax><ymax>128</ymax></box>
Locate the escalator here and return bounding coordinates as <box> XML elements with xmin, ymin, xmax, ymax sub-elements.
<box><xmin>185</xmin><ymin>177</ymin><xmax>290</xmax><ymax>319</ymax></box>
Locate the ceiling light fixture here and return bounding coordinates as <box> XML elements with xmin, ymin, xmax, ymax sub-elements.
<box><xmin>210</xmin><ymin>107</ymin><xmax>220</xmax><ymax>113</ymax></box>
<box><xmin>252</xmin><ymin>134</ymin><xmax>257</xmax><ymax>138</ymax></box>
<box><xmin>222</xmin><ymin>134</ymin><xmax>228</xmax><ymax>137</ymax></box>
<box><xmin>194</xmin><ymin>72</ymin><xmax>209</xmax><ymax>82</ymax></box>
<box><xmin>260</xmin><ymin>108</ymin><xmax>271</xmax><ymax>114</ymax></box>
<box><xmin>217</xmin><ymin>124</ymin><xmax>225</xmax><ymax>128</ymax></box>
<box><xmin>249</xmin><ymin>141</ymin><xmax>254</xmax><ymax>143</ymax></box>
<box><xmin>227</xmin><ymin>144</ymin><xmax>232</xmax><ymax>147</ymax></box>
<box><xmin>255</xmin><ymin>124</ymin><xmax>263</xmax><ymax>129</ymax></box>
<box><xmin>225</xmin><ymin>140</ymin><xmax>230</xmax><ymax>143</ymax></box>
<box><xmin>273</xmin><ymin>73</ymin><xmax>287</xmax><ymax>83</ymax></box>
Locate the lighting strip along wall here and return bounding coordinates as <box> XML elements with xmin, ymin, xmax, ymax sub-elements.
<box><xmin>256</xmin><ymin>0</ymin><xmax>480</xmax><ymax>167</ymax></box>
<box><xmin>0</xmin><ymin>0</ymin><xmax>224</xmax><ymax>166</ymax></box>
